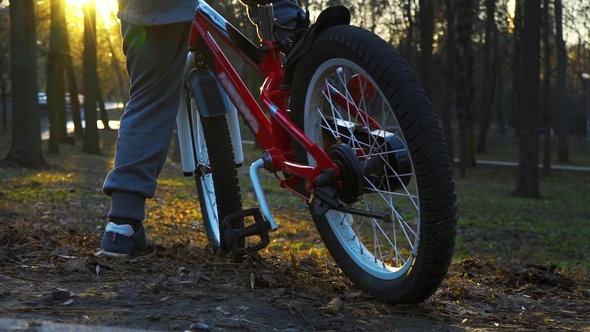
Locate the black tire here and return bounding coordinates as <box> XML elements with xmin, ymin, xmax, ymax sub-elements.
<box><xmin>191</xmin><ymin>112</ymin><xmax>243</xmax><ymax>252</ymax></box>
<box><xmin>290</xmin><ymin>25</ymin><xmax>457</xmax><ymax>303</ymax></box>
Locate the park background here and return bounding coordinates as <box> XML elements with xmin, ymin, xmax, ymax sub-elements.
<box><xmin>0</xmin><ymin>0</ymin><xmax>590</xmax><ymax>331</ymax></box>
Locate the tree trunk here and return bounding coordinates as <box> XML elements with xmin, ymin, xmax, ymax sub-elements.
<box><xmin>404</xmin><ymin>0</ymin><xmax>414</xmax><ymax>64</ymax></box>
<box><xmin>105</xmin><ymin>34</ymin><xmax>127</xmax><ymax>104</ymax></box>
<box><xmin>5</xmin><ymin>0</ymin><xmax>46</xmax><ymax>168</ymax></box>
<box><xmin>57</xmin><ymin>0</ymin><xmax>75</xmax><ymax>145</ymax></box>
<box><xmin>97</xmin><ymin>85</ymin><xmax>111</xmax><ymax>130</ymax></box>
<box><xmin>0</xmin><ymin>70</ymin><xmax>7</xmax><ymax>133</ymax></box>
<box><xmin>82</xmin><ymin>0</ymin><xmax>101</xmax><ymax>154</ymax></box>
<box><xmin>496</xmin><ymin>74</ymin><xmax>506</xmax><ymax>135</ymax></box>
<box><xmin>0</xmin><ymin>9</ymin><xmax>8</xmax><ymax>133</ymax></box>
<box><xmin>46</xmin><ymin>0</ymin><xmax>68</xmax><ymax>153</ymax></box>
<box><xmin>419</xmin><ymin>0</ymin><xmax>434</xmax><ymax>100</ymax></box>
<box><xmin>59</xmin><ymin>0</ymin><xmax>82</xmax><ymax>142</ymax></box>
<box><xmin>443</xmin><ymin>0</ymin><xmax>455</xmax><ymax>162</ymax></box>
<box><xmin>0</xmin><ymin>85</ymin><xmax>6</xmax><ymax>133</ymax></box>
<box><xmin>512</xmin><ymin>0</ymin><xmax>522</xmax><ymax>136</ymax></box>
<box><xmin>65</xmin><ymin>50</ymin><xmax>84</xmax><ymax>140</ymax></box>
<box><xmin>555</xmin><ymin>0</ymin><xmax>569</xmax><ymax>162</ymax></box>
<box><xmin>541</xmin><ymin>0</ymin><xmax>552</xmax><ymax>176</ymax></box>
<box><xmin>513</xmin><ymin>0</ymin><xmax>540</xmax><ymax>198</ymax></box>
<box><xmin>476</xmin><ymin>0</ymin><xmax>497</xmax><ymax>154</ymax></box>
<box><xmin>455</xmin><ymin>0</ymin><xmax>476</xmax><ymax>178</ymax></box>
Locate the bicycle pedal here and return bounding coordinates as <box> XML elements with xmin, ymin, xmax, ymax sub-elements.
<box><xmin>222</xmin><ymin>208</ymin><xmax>271</xmax><ymax>256</ymax></box>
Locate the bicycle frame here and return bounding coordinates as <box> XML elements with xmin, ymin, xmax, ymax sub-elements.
<box><xmin>177</xmin><ymin>1</ymin><xmax>342</xmax><ymax>227</ymax></box>
<box><xmin>173</xmin><ymin>3</ymin><xmax>457</xmax><ymax>302</ymax></box>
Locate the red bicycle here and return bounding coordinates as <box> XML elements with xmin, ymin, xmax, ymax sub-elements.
<box><xmin>176</xmin><ymin>2</ymin><xmax>457</xmax><ymax>303</ymax></box>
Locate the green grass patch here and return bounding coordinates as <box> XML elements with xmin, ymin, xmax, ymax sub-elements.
<box><xmin>229</xmin><ymin>139</ymin><xmax>590</xmax><ymax>273</ymax></box>
<box><xmin>455</xmin><ymin>165</ymin><xmax>590</xmax><ymax>271</ymax></box>
<box><xmin>2</xmin><ymin>130</ymin><xmax>589</xmax><ymax>274</ymax></box>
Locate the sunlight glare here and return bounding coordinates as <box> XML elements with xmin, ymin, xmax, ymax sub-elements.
<box><xmin>507</xmin><ymin>0</ymin><xmax>515</xmax><ymax>16</ymax></box>
<box><xmin>65</xmin><ymin>0</ymin><xmax>119</xmax><ymax>28</ymax></box>
<box><xmin>507</xmin><ymin>0</ymin><xmax>515</xmax><ymax>32</ymax></box>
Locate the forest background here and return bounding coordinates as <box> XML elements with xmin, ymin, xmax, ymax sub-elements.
<box><xmin>0</xmin><ymin>0</ymin><xmax>590</xmax><ymax>330</ymax></box>
<box><xmin>2</xmin><ymin>0</ymin><xmax>590</xmax><ymax>191</ymax></box>
<box><xmin>1</xmin><ymin>0</ymin><xmax>590</xmax><ymax>280</ymax></box>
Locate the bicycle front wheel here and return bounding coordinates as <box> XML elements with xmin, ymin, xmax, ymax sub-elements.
<box><xmin>290</xmin><ymin>25</ymin><xmax>457</xmax><ymax>303</ymax></box>
<box><xmin>184</xmin><ymin>86</ymin><xmax>243</xmax><ymax>252</ymax></box>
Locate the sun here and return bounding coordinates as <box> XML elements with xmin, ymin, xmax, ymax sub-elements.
<box><xmin>64</xmin><ymin>0</ymin><xmax>119</xmax><ymax>29</ymax></box>
<box><xmin>506</xmin><ymin>0</ymin><xmax>516</xmax><ymax>32</ymax></box>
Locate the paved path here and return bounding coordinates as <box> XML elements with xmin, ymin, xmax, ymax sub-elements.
<box><xmin>453</xmin><ymin>159</ymin><xmax>590</xmax><ymax>172</ymax></box>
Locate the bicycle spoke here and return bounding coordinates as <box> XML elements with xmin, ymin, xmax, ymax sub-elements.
<box><xmin>305</xmin><ymin>58</ymin><xmax>423</xmax><ymax>278</ymax></box>
<box><xmin>290</xmin><ymin>25</ymin><xmax>455</xmax><ymax>301</ymax></box>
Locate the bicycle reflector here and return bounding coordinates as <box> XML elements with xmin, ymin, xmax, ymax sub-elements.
<box><xmin>347</xmin><ymin>74</ymin><xmax>375</xmax><ymax>104</ymax></box>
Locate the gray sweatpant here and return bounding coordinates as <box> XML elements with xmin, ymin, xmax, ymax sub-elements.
<box><xmin>102</xmin><ymin>1</ymin><xmax>305</xmax><ymax>222</ymax></box>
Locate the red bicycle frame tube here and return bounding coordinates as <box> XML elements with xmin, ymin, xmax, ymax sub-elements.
<box><xmin>189</xmin><ymin>3</ymin><xmax>340</xmax><ymax>188</ymax></box>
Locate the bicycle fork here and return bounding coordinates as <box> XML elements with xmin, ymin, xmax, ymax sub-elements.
<box><xmin>176</xmin><ymin>52</ymin><xmax>278</xmax><ymax>255</ymax></box>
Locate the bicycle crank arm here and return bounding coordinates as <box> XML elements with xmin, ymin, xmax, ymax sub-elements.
<box><xmin>312</xmin><ymin>188</ymin><xmax>392</xmax><ymax>223</ymax></box>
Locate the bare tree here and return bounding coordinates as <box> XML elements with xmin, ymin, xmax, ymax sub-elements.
<box><xmin>419</xmin><ymin>0</ymin><xmax>434</xmax><ymax>99</ymax></box>
<box><xmin>82</xmin><ymin>0</ymin><xmax>100</xmax><ymax>154</ymax></box>
<box><xmin>555</xmin><ymin>0</ymin><xmax>568</xmax><ymax>162</ymax></box>
<box><xmin>476</xmin><ymin>0</ymin><xmax>497</xmax><ymax>154</ymax></box>
<box><xmin>442</xmin><ymin>0</ymin><xmax>455</xmax><ymax>161</ymax></box>
<box><xmin>105</xmin><ymin>33</ymin><xmax>127</xmax><ymax>105</ymax></box>
<box><xmin>59</xmin><ymin>2</ymin><xmax>83</xmax><ymax>142</ymax></box>
<box><xmin>0</xmin><ymin>6</ymin><xmax>10</xmax><ymax>132</ymax></box>
<box><xmin>97</xmin><ymin>84</ymin><xmax>111</xmax><ymax>130</ymax></box>
<box><xmin>513</xmin><ymin>0</ymin><xmax>540</xmax><ymax>198</ymax></box>
<box><xmin>65</xmin><ymin>47</ymin><xmax>83</xmax><ymax>140</ymax></box>
<box><xmin>455</xmin><ymin>0</ymin><xmax>476</xmax><ymax>178</ymax></box>
<box><xmin>5</xmin><ymin>0</ymin><xmax>45</xmax><ymax>167</ymax></box>
<box><xmin>512</xmin><ymin>0</ymin><xmax>522</xmax><ymax>136</ymax></box>
<box><xmin>403</xmin><ymin>0</ymin><xmax>415</xmax><ymax>64</ymax></box>
<box><xmin>46</xmin><ymin>0</ymin><xmax>68</xmax><ymax>153</ymax></box>
<box><xmin>541</xmin><ymin>0</ymin><xmax>552</xmax><ymax>175</ymax></box>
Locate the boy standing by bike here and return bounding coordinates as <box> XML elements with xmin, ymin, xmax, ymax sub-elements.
<box><xmin>98</xmin><ymin>0</ymin><xmax>307</xmax><ymax>257</ymax></box>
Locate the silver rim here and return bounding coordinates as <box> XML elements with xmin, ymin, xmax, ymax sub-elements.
<box><xmin>192</xmin><ymin>98</ymin><xmax>222</xmax><ymax>249</ymax></box>
<box><xmin>305</xmin><ymin>59</ymin><xmax>420</xmax><ymax>279</ymax></box>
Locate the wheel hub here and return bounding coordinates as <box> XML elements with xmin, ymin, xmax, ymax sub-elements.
<box><xmin>323</xmin><ymin>125</ymin><xmax>412</xmax><ymax>200</ymax></box>
<box><xmin>329</xmin><ymin>143</ymin><xmax>364</xmax><ymax>204</ymax></box>
<box><xmin>363</xmin><ymin>133</ymin><xmax>411</xmax><ymax>192</ymax></box>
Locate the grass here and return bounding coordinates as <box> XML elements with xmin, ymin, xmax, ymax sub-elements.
<box><xmin>234</xmin><ymin>139</ymin><xmax>590</xmax><ymax>272</ymax></box>
<box><xmin>1</xmin><ymin>130</ymin><xmax>589</xmax><ymax>274</ymax></box>
<box><xmin>446</xmin><ymin>134</ymin><xmax>590</xmax><ymax>272</ymax></box>
<box><xmin>454</xmin><ymin>165</ymin><xmax>590</xmax><ymax>271</ymax></box>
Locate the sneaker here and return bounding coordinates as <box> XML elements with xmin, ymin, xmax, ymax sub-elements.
<box><xmin>97</xmin><ymin>222</ymin><xmax>148</xmax><ymax>257</ymax></box>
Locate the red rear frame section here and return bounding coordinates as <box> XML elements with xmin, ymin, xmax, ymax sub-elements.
<box><xmin>189</xmin><ymin>4</ymin><xmax>340</xmax><ymax>197</ymax></box>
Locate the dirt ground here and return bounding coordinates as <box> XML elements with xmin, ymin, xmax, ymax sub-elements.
<box><xmin>1</xmin><ymin>131</ymin><xmax>589</xmax><ymax>331</ymax></box>
<box><xmin>1</xmin><ymin>242</ymin><xmax>589</xmax><ymax>332</ymax></box>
